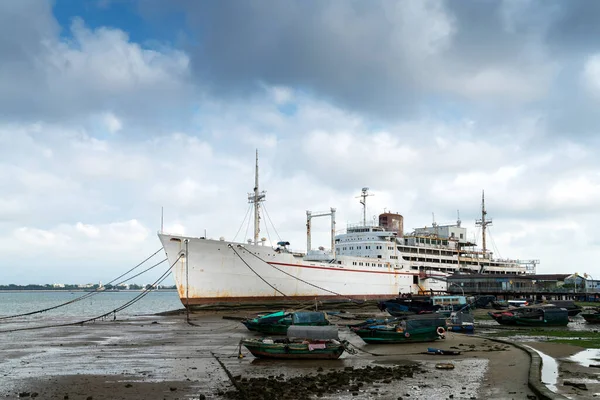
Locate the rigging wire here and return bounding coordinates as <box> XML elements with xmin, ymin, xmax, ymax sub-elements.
<box><xmin>262</xmin><ymin>206</ymin><xmax>273</xmax><ymax>246</ymax></box>
<box><xmin>243</xmin><ymin>204</ymin><xmax>252</xmax><ymax>243</ymax></box>
<box><xmin>236</xmin><ymin>246</ymin><xmax>364</xmax><ymax>304</ymax></box>
<box><xmin>0</xmin><ymin>255</ymin><xmax>181</xmax><ymax>334</ymax></box>
<box><xmin>228</xmin><ymin>245</ymin><xmax>287</xmax><ymax>297</ymax></box>
<box><xmin>262</xmin><ymin>203</ymin><xmax>282</xmax><ymax>243</ymax></box>
<box><xmin>487</xmin><ymin>229</ymin><xmax>503</xmax><ymax>259</ymax></box>
<box><xmin>232</xmin><ymin>203</ymin><xmax>253</xmax><ymax>242</ymax></box>
<box><xmin>0</xmin><ymin>248</ymin><xmax>165</xmax><ymax>321</ymax></box>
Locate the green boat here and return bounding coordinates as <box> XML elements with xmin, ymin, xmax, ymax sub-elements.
<box><xmin>241</xmin><ymin>311</ymin><xmax>330</xmax><ymax>335</ymax></box>
<box><xmin>581</xmin><ymin>309</ymin><xmax>600</xmax><ymax>323</ymax></box>
<box><xmin>351</xmin><ymin>314</ymin><xmax>447</xmax><ymax>344</ymax></box>
<box><xmin>241</xmin><ymin>326</ymin><xmax>346</xmax><ymax>359</ymax></box>
<box><xmin>513</xmin><ymin>307</ymin><xmax>569</xmax><ymax>327</ymax></box>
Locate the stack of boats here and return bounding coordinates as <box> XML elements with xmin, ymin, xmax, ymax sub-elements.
<box><xmin>239</xmin><ymin>309</ymin><xmax>449</xmax><ymax>359</ymax></box>
<box><xmin>488</xmin><ymin>300</ymin><xmax>586</xmax><ymax>327</ymax></box>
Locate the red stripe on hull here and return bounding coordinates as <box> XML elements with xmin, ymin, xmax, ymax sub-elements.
<box><xmin>182</xmin><ymin>294</ymin><xmax>398</xmax><ymax>305</ymax></box>
<box><xmin>268</xmin><ymin>261</ymin><xmax>447</xmax><ymax>278</ymax></box>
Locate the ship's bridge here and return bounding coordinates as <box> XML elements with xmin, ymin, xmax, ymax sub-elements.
<box><xmin>336</xmin><ymin>222</ymin><xmax>397</xmax><ymax>243</ymax></box>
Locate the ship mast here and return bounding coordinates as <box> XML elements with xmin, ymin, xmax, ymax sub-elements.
<box><xmin>475</xmin><ymin>190</ymin><xmax>492</xmax><ymax>257</ymax></box>
<box><xmin>357</xmin><ymin>187</ymin><xmax>373</xmax><ymax>226</ymax></box>
<box><xmin>248</xmin><ymin>150</ymin><xmax>266</xmax><ymax>245</ymax></box>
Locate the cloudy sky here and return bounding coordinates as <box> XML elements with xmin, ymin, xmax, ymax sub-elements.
<box><xmin>2</xmin><ymin>0</ymin><xmax>600</xmax><ymax>285</ymax></box>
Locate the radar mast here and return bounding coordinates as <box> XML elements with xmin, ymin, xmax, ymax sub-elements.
<box><xmin>248</xmin><ymin>150</ymin><xmax>266</xmax><ymax>245</ymax></box>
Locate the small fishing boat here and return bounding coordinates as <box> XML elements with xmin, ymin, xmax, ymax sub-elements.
<box><xmin>581</xmin><ymin>308</ymin><xmax>600</xmax><ymax>323</ymax></box>
<box><xmin>378</xmin><ymin>295</ymin><xmax>441</xmax><ymax>317</ymax></box>
<box><xmin>241</xmin><ymin>311</ymin><xmax>330</xmax><ymax>335</ymax></box>
<box><xmin>241</xmin><ymin>325</ymin><xmax>346</xmax><ymax>359</ymax></box>
<box><xmin>427</xmin><ymin>347</ymin><xmax>461</xmax><ymax>355</ymax></box>
<box><xmin>446</xmin><ymin>311</ymin><xmax>474</xmax><ymax>333</ymax></box>
<box><xmin>514</xmin><ymin>307</ymin><xmax>568</xmax><ymax>326</ymax></box>
<box><xmin>351</xmin><ymin>314</ymin><xmax>447</xmax><ymax>344</ymax></box>
<box><xmin>489</xmin><ymin>306</ymin><xmax>569</xmax><ymax>327</ymax></box>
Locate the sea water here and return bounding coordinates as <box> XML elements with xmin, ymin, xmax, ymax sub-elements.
<box><xmin>0</xmin><ymin>290</ymin><xmax>182</xmax><ymax>319</ymax></box>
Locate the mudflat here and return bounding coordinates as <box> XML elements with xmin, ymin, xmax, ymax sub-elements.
<box><xmin>0</xmin><ymin>310</ymin><xmax>579</xmax><ymax>400</ymax></box>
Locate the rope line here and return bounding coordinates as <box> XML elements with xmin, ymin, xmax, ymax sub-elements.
<box><xmin>0</xmin><ymin>255</ymin><xmax>181</xmax><ymax>334</ymax></box>
<box><xmin>233</xmin><ymin>203</ymin><xmax>253</xmax><ymax>242</ymax></box>
<box><xmin>238</xmin><ymin>246</ymin><xmax>355</xmax><ymax>300</ymax></box>
<box><xmin>0</xmin><ymin>248</ymin><xmax>165</xmax><ymax>321</ymax></box>
<box><xmin>262</xmin><ymin>203</ymin><xmax>282</xmax><ymax>243</ymax></box>
<box><xmin>228</xmin><ymin>245</ymin><xmax>287</xmax><ymax>297</ymax></box>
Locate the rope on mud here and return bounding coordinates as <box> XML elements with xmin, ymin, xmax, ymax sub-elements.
<box><xmin>211</xmin><ymin>352</ymin><xmax>247</xmax><ymax>398</ymax></box>
<box><xmin>0</xmin><ymin>255</ymin><xmax>181</xmax><ymax>334</ymax></box>
<box><xmin>238</xmin><ymin>246</ymin><xmax>366</xmax><ymax>304</ymax></box>
<box><xmin>229</xmin><ymin>244</ymin><xmax>288</xmax><ymax>297</ymax></box>
<box><xmin>343</xmin><ymin>341</ymin><xmax>384</xmax><ymax>357</ymax></box>
<box><xmin>0</xmin><ymin>248</ymin><xmax>165</xmax><ymax>321</ymax></box>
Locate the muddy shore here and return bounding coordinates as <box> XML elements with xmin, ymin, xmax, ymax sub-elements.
<box><xmin>0</xmin><ymin>310</ymin><xmax>593</xmax><ymax>399</ymax></box>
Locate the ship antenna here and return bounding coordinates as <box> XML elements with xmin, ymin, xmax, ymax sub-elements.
<box><xmin>356</xmin><ymin>187</ymin><xmax>373</xmax><ymax>226</ymax></box>
<box><xmin>160</xmin><ymin>206</ymin><xmax>164</xmax><ymax>233</ymax></box>
<box><xmin>248</xmin><ymin>150</ymin><xmax>266</xmax><ymax>245</ymax></box>
<box><xmin>457</xmin><ymin>210</ymin><xmax>461</xmax><ymax>227</ymax></box>
<box><xmin>475</xmin><ymin>190</ymin><xmax>492</xmax><ymax>257</ymax></box>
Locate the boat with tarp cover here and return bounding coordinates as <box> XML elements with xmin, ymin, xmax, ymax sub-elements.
<box><xmin>241</xmin><ymin>311</ymin><xmax>330</xmax><ymax>335</ymax></box>
<box><xmin>489</xmin><ymin>306</ymin><xmax>569</xmax><ymax>327</ymax></box>
<box><xmin>241</xmin><ymin>325</ymin><xmax>346</xmax><ymax>359</ymax></box>
<box><xmin>351</xmin><ymin>314</ymin><xmax>447</xmax><ymax>344</ymax></box>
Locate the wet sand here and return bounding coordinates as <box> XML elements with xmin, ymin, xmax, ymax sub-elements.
<box><xmin>0</xmin><ymin>310</ymin><xmax>582</xmax><ymax>400</ymax></box>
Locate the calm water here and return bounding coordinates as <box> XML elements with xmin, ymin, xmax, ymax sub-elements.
<box><xmin>0</xmin><ymin>290</ymin><xmax>183</xmax><ymax>319</ymax></box>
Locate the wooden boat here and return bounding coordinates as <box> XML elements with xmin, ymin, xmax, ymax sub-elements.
<box><xmin>378</xmin><ymin>295</ymin><xmax>440</xmax><ymax>317</ymax></box>
<box><xmin>490</xmin><ymin>305</ymin><xmax>570</xmax><ymax>326</ymax></box>
<box><xmin>351</xmin><ymin>314</ymin><xmax>447</xmax><ymax>344</ymax></box>
<box><xmin>427</xmin><ymin>347</ymin><xmax>461</xmax><ymax>355</ymax></box>
<box><xmin>488</xmin><ymin>311</ymin><xmax>518</xmax><ymax>325</ymax></box>
<box><xmin>489</xmin><ymin>306</ymin><xmax>569</xmax><ymax>327</ymax></box>
<box><xmin>581</xmin><ymin>309</ymin><xmax>600</xmax><ymax>323</ymax></box>
<box><xmin>241</xmin><ymin>326</ymin><xmax>346</xmax><ymax>359</ymax></box>
<box><xmin>241</xmin><ymin>311</ymin><xmax>330</xmax><ymax>335</ymax></box>
<box><xmin>546</xmin><ymin>300</ymin><xmax>582</xmax><ymax>317</ymax></box>
<box><xmin>514</xmin><ymin>307</ymin><xmax>568</xmax><ymax>326</ymax></box>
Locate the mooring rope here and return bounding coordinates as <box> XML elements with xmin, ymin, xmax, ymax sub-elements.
<box><xmin>0</xmin><ymin>248</ymin><xmax>165</xmax><ymax>320</ymax></box>
<box><xmin>238</xmin><ymin>245</ymin><xmax>364</xmax><ymax>303</ymax></box>
<box><xmin>228</xmin><ymin>244</ymin><xmax>288</xmax><ymax>297</ymax></box>
<box><xmin>0</xmin><ymin>255</ymin><xmax>181</xmax><ymax>334</ymax></box>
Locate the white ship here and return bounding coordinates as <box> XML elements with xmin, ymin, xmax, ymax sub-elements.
<box><xmin>159</xmin><ymin>153</ymin><xmax>534</xmax><ymax>308</ymax></box>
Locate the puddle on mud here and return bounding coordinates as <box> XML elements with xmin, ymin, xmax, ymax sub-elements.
<box><xmin>525</xmin><ymin>345</ymin><xmax>559</xmax><ymax>393</ymax></box>
<box><xmin>568</xmin><ymin>348</ymin><xmax>600</xmax><ymax>367</ymax></box>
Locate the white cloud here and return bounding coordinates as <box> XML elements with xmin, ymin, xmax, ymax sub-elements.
<box><xmin>103</xmin><ymin>112</ymin><xmax>122</xmax><ymax>133</ymax></box>
<box><xmin>582</xmin><ymin>54</ymin><xmax>600</xmax><ymax>96</ymax></box>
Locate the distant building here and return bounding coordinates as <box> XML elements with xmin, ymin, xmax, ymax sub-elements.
<box><xmin>52</xmin><ymin>283</ymin><xmax>65</xmax><ymax>288</ymax></box>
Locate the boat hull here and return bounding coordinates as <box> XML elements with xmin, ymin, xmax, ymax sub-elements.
<box><xmin>159</xmin><ymin>234</ymin><xmax>444</xmax><ymax>307</ymax></box>
<box><xmin>242</xmin><ymin>340</ymin><xmax>345</xmax><ymax>359</ymax></box>
<box><xmin>581</xmin><ymin>313</ymin><xmax>600</xmax><ymax>323</ymax></box>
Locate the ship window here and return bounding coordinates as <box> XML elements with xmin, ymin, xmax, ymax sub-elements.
<box><xmin>170</xmin><ymin>238</ymin><xmax>182</xmax><ymax>242</ymax></box>
<box><xmin>377</xmin><ymin>255</ymin><xmax>382</xmax><ymax>259</ymax></box>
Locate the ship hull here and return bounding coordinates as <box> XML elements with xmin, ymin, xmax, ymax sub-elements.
<box><xmin>159</xmin><ymin>233</ymin><xmax>444</xmax><ymax>307</ymax></box>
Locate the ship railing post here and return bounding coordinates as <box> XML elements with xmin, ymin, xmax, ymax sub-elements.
<box><xmin>185</xmin><ymin>239</ymin><xmax>190</xmax><ymax>323</ymax></box>
<box><xmin>330</xmin><ymin>208</ymin><xmax>336</xmax><ymax>258</ymax></box>
<box><xmin>306</xmin><ymin>211</ymin><xmax>312</xmax><ymax>255</ymax></box>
